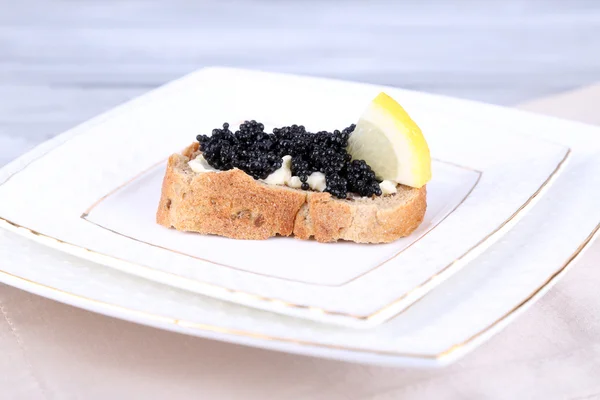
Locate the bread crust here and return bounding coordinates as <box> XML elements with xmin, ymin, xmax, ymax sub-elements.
<box><xmin>157</xmin><ymin>144</ymin><xmax>427</xmax><ymax>243</ymax></box>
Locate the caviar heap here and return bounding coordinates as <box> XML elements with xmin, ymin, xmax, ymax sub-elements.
<box><xmin>197</xmin><ymin>121</ymin><xmax>382</xmax><ymax>199</ymax></box>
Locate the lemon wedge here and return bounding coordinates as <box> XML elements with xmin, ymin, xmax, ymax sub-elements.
<box><xmin>347</xmin><ymin>92</ymin><xmax>431</xmax><ymax>188</ymax></box>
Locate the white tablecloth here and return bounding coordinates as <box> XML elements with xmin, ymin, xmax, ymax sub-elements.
<box><xmin>1</xmin><ymin>86</ymin><xmax>600</xmax><ymax>400</ymax></box>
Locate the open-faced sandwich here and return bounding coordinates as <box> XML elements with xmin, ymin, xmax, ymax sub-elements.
<box><xmin>157</xmin><ymin>92</ymin><xmax>431</xmax><ymax>243</ymax></box>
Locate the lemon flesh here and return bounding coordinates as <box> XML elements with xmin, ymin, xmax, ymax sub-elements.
<box><xmin>347</xmin><ymin>92</ymin><xmax>431</xmax><ymax>188</ymax></box>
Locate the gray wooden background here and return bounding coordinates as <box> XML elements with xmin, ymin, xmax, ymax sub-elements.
<box><xmin>1</xmin><ymin>0</ymin><xmax>599</xmax><ymax>166</ymax></box>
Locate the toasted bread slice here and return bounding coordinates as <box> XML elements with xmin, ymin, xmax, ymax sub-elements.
<box><xmin>157</xmin><ymin>143</ymin><xmax>427</xmax><ymax>243</ymax></box>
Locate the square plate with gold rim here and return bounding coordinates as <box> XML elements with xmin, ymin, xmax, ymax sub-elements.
<box><xmin>0</xmin><ymin>68</ymin><xmax>570</xmax><ymax>328</ymax></box>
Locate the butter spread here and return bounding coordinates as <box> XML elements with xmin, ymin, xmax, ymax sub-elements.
<box><xmin>189</xmin><ymin>154</ymin><xmax>219</xmax><ymax>173</ymax></box>
<box><xmin>307</xmin><ymin>172</ymin><xmax>326</xmax><ymax>192</ymax></box>
<box><xmin>287</xmin><ymin>176</ymin><xmax>303</xmax><ymax>188</ymax></box>
<box><xmin>379</xmin><ymin>180</ymin><xmax>398</xmax><ymax>195</ymax></box>
<box><xmin>189</xmin><ymin>154</ymin><xmax>398</xmax><ymax>196</ymax></box>
<box><xmin>261</xmin><ymin>155</ymin><xmax>292</xmax><ymax>185</ymax></box>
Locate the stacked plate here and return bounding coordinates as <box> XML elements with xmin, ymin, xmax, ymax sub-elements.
<box><xmin>0</xmin><ymin>68</ymin><xmax>598</xmax><ymax>367</ymax></box>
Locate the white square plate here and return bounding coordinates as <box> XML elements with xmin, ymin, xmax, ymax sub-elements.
<box><xmin>0</xmin><ymin>70</ymin><xmax>598</xmax><ymax>367</ymax></box>
<box><xmin>0</xmin><ymin>68</ymin><xmax>570</xmax><ymax>328</ymax></box>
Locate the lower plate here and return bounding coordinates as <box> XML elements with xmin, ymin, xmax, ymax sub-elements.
<box><xmin>0</xmin><ymin>86</ymin><xmax>598</xmax><ymax>367</ymax></box>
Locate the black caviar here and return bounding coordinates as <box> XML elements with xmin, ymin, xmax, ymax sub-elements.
<box><xmin>196</xmin><ymin>121</ymin><xmax>382</xmax><ymax>199</ymax></box>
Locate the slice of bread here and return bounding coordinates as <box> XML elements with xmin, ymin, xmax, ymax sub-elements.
<box><xmin>156</xmin><ymin>143</ymin><xmax>427</xmax><ymax>243</ymax></box>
